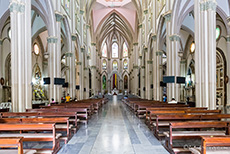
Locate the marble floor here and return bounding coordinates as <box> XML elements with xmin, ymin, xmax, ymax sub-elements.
<box><xmin>58</xmin><ymin>99</ymin><xmax>169</xmax><ymax>154</ymax></box>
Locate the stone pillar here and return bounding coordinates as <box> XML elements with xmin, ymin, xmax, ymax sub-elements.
<box><xmin>119</xmin><ymin>80</ymin><xmax>123</xmax><ymax>93</ymax></box>
<box><xmin>0</xmin><ymin>39</ymin><xmax>2</xmax><ymax>102</ymax></box>
<box><xmin>156</xmin><ymin>51</ymin><xmax>163</xmax><ymax>101</ymax></box>
<box><xmin>10</xmin><ymin>0</ymin><xmax>32</xmax><ymax>111</ymax></box>
<box><xmin>141</xmin><ymin>56</ymin><xmax>146</xmax><ymax>99</ymax></box>
<box><xmin>164</xmin><ymin>11</ymin><xmax>172</xmax><ymax>101</ymax></box>
<box><xmin>169</xmin><ymin>34</ymin><xmax>181</xmax><ymax>101</ymax></box>
<box><xmin>147</xmin><ymin>60</ymin><xmax>153</xmax><ymax>100</ymax></box>
<box><xmin>180</xmin><ymin>59</ymin><xmax>187</xmax><ymax>101</ymax></box>
<box><xmin>226</xmin><ymin>35</ymin><xmax>230</xmax><ymax>106</ymax></box>
<box><xmin>55</xmin><ymin>12</ymin><xmax>62</xmax><ymax>103</ymax></box>
<box><xmin>133</xmin><ymin>43</ymin><xmax>138</xmax><ymax>95</ymax></box>
<box><xmin>195</xmin><ymin>0</ymin><xmax>217</xmax><ymax>109</ymax></box>
<box><xmin>71</xmin><ymin>34</ymin><xmax>77</xmax><ymax>99</ymax></box>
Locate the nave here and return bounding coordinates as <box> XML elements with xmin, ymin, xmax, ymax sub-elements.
<box><xmin>58</xmin><ymin>98</ymin><xmax>168</xmax><ymax>154</ymax></box>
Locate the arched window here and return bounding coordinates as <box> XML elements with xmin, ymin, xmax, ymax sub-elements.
<box><xmin>113</xmin><ymin>60</ymin><xmax>118</xmax><ymax>70</ymax></box>
<box><xmin>124</xmin><ymin>75</ymin><xmax>128</xmax><ymax>89</ymax></box>
<box><xmin>34</xmin><ymin>43</ymin><xmax>40</xmax><ymax>55</ymax></box>
<box><xmin>124</xmin><ymin>60</ymin><xmax>128</xmax><ymax>69</ymax></box>
<box><xmin>102</xmin><ymin>75</ymin><xmax>106</xmax><ymax>90</ymax></box>
<box><xmin>216</xmin><ymin>26</ymin><xmax>221</xmax><ymax>40</ymax></box>
<box><xmin>123</xmin><ymin>43</ymin><xmax>128</xmax><ymax>57</ymax></box>
<box><xmin>102</xmin><ymin>43</ymin><xmax>107</xmax><ymax>57</ymax></box>
<box><xmin>112</xmin><ymin>42</ymin><xmax>118</xmax><ymax>58</ymax></box>
<box><xmin>102</xmin><ymin>59</ymin><xmax>107</xmax><ymax>69</ymax></box>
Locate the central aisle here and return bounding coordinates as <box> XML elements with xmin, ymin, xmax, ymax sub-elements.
<box><xmin>58</xmin><ymin>99</ymin><xmax>169</xmax><ymax>154</ymax></box>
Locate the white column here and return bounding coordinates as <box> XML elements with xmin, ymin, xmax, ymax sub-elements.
<box><xmin>195</xmin><ymin>0</ymin><xmax>217</xmax><ymax>109</ymax></box>
<box><xmin>147</xmin><ymin>60</ymin><xmax>153</xmax><ymax>100</ymax></box>
<box><xmin>180</xmin><ymin>59</ymin><xmax>186</xmax><ymax>101</ymax></box>
<box><xmin>108</xmin><ymin>79</ymin><xmax>111</xmax><ymax>93</ymax></box>
<box><xmin>226</xmin><ymin>35</ymin><xmax>230</xmax><ymax>106</ymax></box>
<box><xmin>164</xmin><ymin>11</ymin><xmax>172</xmax><ymax>101</ymax></box>
<box><xmin>91</xmin><ymin>43</ymin><xmax>97</xmax><ymax>96</ymax></box>
<box><xmin>169</xmin><ymin>34</ymin><xmax>181</xmax><ymax>101</ymax></box>
<box><xmin>156</xmin><ymin>50</ymin><xmax>163</xmax><ymax>100</ymax></box>
<box><xmin>55</xmin><ymin>12</ymin><xmax>62</xmax><ymax>103</ymax></box>
<box><xmin>0</xmin><ymin>39</ymin><xmax>2</xmax><ymax>102</ymax></box>
<box><xmin>133</xmin><ymin>43</ymin><xmax>138</xmax><ymax>95</ymax></box>
<box><xmin>10</xmin><ymin>0</ymin><xmax>32</xmax><ymax>111</ymax></box>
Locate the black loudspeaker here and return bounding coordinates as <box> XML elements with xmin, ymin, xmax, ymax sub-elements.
<box><xmin>163</xmin><ymin>76</ymin><xmax>175</xmax><ymax>83</ymax></box>
<box><xmin>54</xmin><ymin>78</ymin><xmax>65</xmax><ymax>85</ymax></box>
<box><xmin>176</xmin><ymin>77</ymin><xmax>186</xmax><ymax>84</ymax></box>
<box><xmin>43</xmin><ymin>78</ymin><xmax>50</xmax><ymax>85</ymax></box>
<box><xmin>151</xmin><ymin>84</ymin><xmax>153</xmax><ymax>89</ymax></box>
<box><xmin>76</xmin><ymin>85</ymin><xmax>80</xmax><ymax>89</ymax></box>
<box><xmin>62</xmin><ymin>82</ymin><xmax>68</xmax><ymax>88</ymax></box>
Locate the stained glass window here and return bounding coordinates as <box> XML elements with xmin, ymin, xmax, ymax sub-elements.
<box><xmin>190</xmin><ymin>42</ymin><xmax>195</xmax><ymax>54</ymax></box>
<box><xmin>102</xmin><ymin>43</ymin><xmax>107</xmax><ymax>57</ymax></box>
<box><xmin>124</xmin><ymin>60</ymin><xmax>128</xmax><ymax>69</ymax></box>
<box><xmin>123</xmin><ymin>43</ymin><xmax>128</xmax><ymax>57</ymax></box>
<box><xmin>112</xmin><ymin>42</ymin><xmax>118</xmax><ymax>58</ymax></box>
<box><xmin>34</xmin><ymin>43</ymin><xmax>40</xmax><ymax>55</ymax></box>
<box><xmin>102</xmin><ymin>60</ymin><xmax>107</xmax><ymax>69</ymax></box>
<box><xmin>113</xmin><ymin>61</ymin><xmax>118</xmax><ymax>69</ymax></box>
<box><xmin>216</xmin><ymin>26</ymin><xmax>221</xmax><ymax>40</ymax></box>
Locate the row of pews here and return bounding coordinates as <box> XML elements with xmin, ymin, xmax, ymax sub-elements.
<box><xmin>122</xmin><ymin>98</ymin><xmax>230</xmax><ymax>154</ymax></box>
<box><xmin>0</xmin><ymin>98</ymin><xmax>108</xmax><ymax>154</ymax></box>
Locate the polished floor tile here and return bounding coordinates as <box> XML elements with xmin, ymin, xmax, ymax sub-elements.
<box><xmin>58</xmin><ymin>98</ymin><xmax>169</xmax><ymax>154</ymax></box>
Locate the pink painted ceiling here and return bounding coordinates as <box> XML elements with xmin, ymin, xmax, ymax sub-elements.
<box><xmin>93</xmin><ymin>0</ymin><xmax>136</xmax><ymax>32</ymax></box>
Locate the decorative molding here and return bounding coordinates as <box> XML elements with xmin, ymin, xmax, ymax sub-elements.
<box><xmin>108</xmin><ymin>59</ymin><xmax>111</xmax><ymax>61</ymax></box>
<box><xmin>77</xmin><ymin>61</ymin><xmax>82</xmax><ymax>65</ymax></box>
<box><xmin>86</xmin><ymin>24</ymin><xmax>90</xmax><ymax>29</ymax></box>
<box><xmin>91</xmin><ymin>66</ymin><xmax>96</xmax><ymax>69</ymax></box>
<box><xmin>10</xmin><ymin>1</ymin><xmax>25</xmax><ymax>13</ymax></box>
<box><xmin>200</xmin><ymin>1</ymin><xmax>217</xmax><ymax>11</ymax></box>
<box><xmin>147</xmin><ymin>60</ymin><xmax>153</xmax><ymax>64</ymax></box>
<box><xmin>141</xmin><ymin>66</ymin><xmax>145</xmax><ymax>69</ymax></box>
<box><xmin>0</xmin><ymin>39</ymin><xmax>2</xmax><ymax>45</ymax></box>
<box><xmin>71</xmin><ymin>34</ymin><xmax>77</xmax><ymax>41</ymax></box>
<box><xmin>144</xmin><ymin>9</ymin><xmax>148</xmax><ymax>14</ymax></box>
<box><xmin>152</xmin><ymin>34</ymin><xmax>157</xmax><ymax>41</ymax></box>
<box><xmin>169</xmin><ymin>34</ymin><xmax>180</xmax><ymax>41</ymax></box>
<box><xmin>164</xmin><ymin>11</ymin><xmax>172</xmax><ymax>22</ymax></box>
<box><xmin>133</xmin><ymin>43</ymin><xmax>138</xmax><ymax>46</ymax></box>
<box><xmin>227</xmin><ymin>17</ymin><xmax>230</xmax><ymax>25</ymax></box>
<box><xmin>156</xmin><ymin>51</ymin><xmax>163</xmax><ymax>56</ymax></box>
<box><xmin>91</xmin><ymin>43</ymin><xmax>96</xmax><ymax>46</ymax></box>
<box><xmin>139</xmin><ymin>56</ymin><xmax>142</xmax><ymax>59</ymax></box>
<box><xmin>55</xmin><ymin>11</ymin><xmax>63</xmax><ymax>22</ymax></box>
<box><xmin>143</xmin><ymin>46</ymin><xmax>148</xmax><ymax>52</ymax></box>
<box><xmin>138</xmin><ymin>24</ymin><xmax>142</xmax><ymax>28</ymax></box>
<box><xmin>84</xmin><ymin>67</ymin><xmax>88</xmax><ymax>70</ymax></box>
<box><xmin>133</xmin><ymin>65</ymin><xmax>138</xmax><ymax>69</ymax></box>
<box><xmin>226</xmin><ymin>35</ymin><xmax>230</xmax><ymax>42</ymax></box>
<box><xmin>47</xmin><ymin>36</ymin><xmax>58</xmax><ymax>43</ymax></box>
<box><xmin>81</xmin><ymin>46</ymin><xmax>85</xmax><ymax>52</ymax></box>
<box><xmin>180</xmin><ymin>60</ymin><xmax>186</xmax><ymax>64</ymax></box>
<box><xmin>80</xmin><ymin>10</ymin><xmax>84</xmax><ymax>15</ymax></box>
<box><xmin>65</xmin><ymin>52</ymin><xmax>73</xmax><ymax>57</ymax></box>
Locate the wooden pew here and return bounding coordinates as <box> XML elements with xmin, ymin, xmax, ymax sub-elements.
<box><xmin>0</xmin><ymin>117</ymin><xmax>71</xmax><ymax>143</ymax></box>
<box><xmin>0</xmin><ymin>123</ymin><xmax>61</xmax><ymax>153</ymax></box>
<box><xmin>164</xmin><ymin>121</ymin><xmax>229</xmax><ymax>154</ymax></box>
<box><xmin>0</xmin><ymin>137</ymin><xmax>27</xmax><ymax>154</ymax></box>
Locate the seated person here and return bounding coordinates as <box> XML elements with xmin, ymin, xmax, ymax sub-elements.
<box><xmin>168</xmin><ymin>98</ymin><xmax>177</xmax><ymax>104</ymax></box>
<box><xmin>65</xmin><ymin>93</ymin><xmax>71</xmax><ymax>103</ymax></box>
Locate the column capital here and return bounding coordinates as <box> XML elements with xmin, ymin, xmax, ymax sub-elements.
<box><xmin>55</xmin><ymin>11</ymin><xmax>63</xmax><ymax>22</ymax></box>
<box><xmin>141</xmin><ymin>66</ymin><xmax>145</xmax><ymax>69</ymax></box>
<box><xmin>133</xmin><ymin>43</ymin><xmax>138</xmax><ymax>46</ymax></box>
<box><xmin>133</xmin><ymin>65</ymin><xmax>138</xmax><ymax>69</ymax></box>
<box><xmin>91</xmin><ymin>43</ymin><xmax>96</xmax><ymax>46</ymax></box>
<box><xmin>80</xmin><ymin>10</ymin><xmax>84</xmax><ymax>15</ymax></box>
<box><xmin>143</xmin><ymin>46</ymin><xmax>148</xmax><ymax>52</ymax></box>
<box><xmin>180</xmin><ymin>59</ymin><xmax>186</xmax><ymax>64</ymax></box>
<box><xmin>200</xmin><ymin>1</ymin><xmax>217</xmax><ymax>11</ymax></box>
<box><xmin>226</xmin><ymin>35</ymin><xmax>230</xmax><ymax>42</ymax></box>
<box><xmin>86</xmin><ymin>24</ymin><xmax>91</xmax><ymax>29</ymax></box>
<box><xmin>76</xmin><ymin>61</ymin><xmax>82</xmax><ymax>65</ymax></box>
<box><xmin>169</xmin><ymin>34</ymin><xmax>180</xmax><ymax>41</ymax></box>
<box><xmin>163</xmin><ymin>11</ymin><xmax>172</xmax><ymax>22</ymax></box>
<box><xmin>138</xmin><ymin>24</ymin><xmax>142</xmax><ymax>29</ymax></box>
<box><xmin>47</xmin><ymin>36</ymin><xmax>58</xmax><ymax>43</ymax></box>
<box><xmin>10</xmin><ymin>1</ymin><xmax>25</xmax><ymax>13</ymax></box>
<box><xmin>147</xmin><ymin>60</ymin><xmax>153</xmax><ymax>64</ymax></box>
<box><xmin>84</xmin><ymin>67</ymin><xmax>88</xmax><ymax>70</ymax></box>
<box><xmin>227</xmin><ymin>17</ymin><xmax>230</xmax><ymax>25</ymax></box>
<box><xmin>139</xmin><ymin>55</ymin><xmax>142</xmax><ymax>59</ymax></box>
<box><xmin>65</xmin><ymin>52</ymin><xmax>73</xmax><ymax>57</ymax></box>
<box><xmin>151</xmin><ymin>34</ymin><xmax>157</xmax><ymax>41</ymax></box>
<box><xmin>0</xmin><ymin>39</ymin><xmax>2</xmax><ymax>45</ymax></box>
<box><xmin>91</xmin><ymin>66</ymin><xmax>96</xmax><ymax>69</ymax></box>
<box><xmin>87</xmin><ymin>56</ymin><xmax>90</xmax><ymax>60</ymax></box>
<box><xmin>156</xmin><ymin>50</ymin><xmax>163</xmax><ymax>56</ymax></box>
<box><xmin>71</xmin><ymin>34</ymin><xmax>77</xmax><ymax>41</ymax></box>
<box><xmin>81</xmin><ymin>46</ymin><xmax>85</xmax><ymax>52</ymax></box>
<box><xmin>144</xmin><ymin>9</ymin><xmax>148</xmax><ymax>14</ymax></box>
